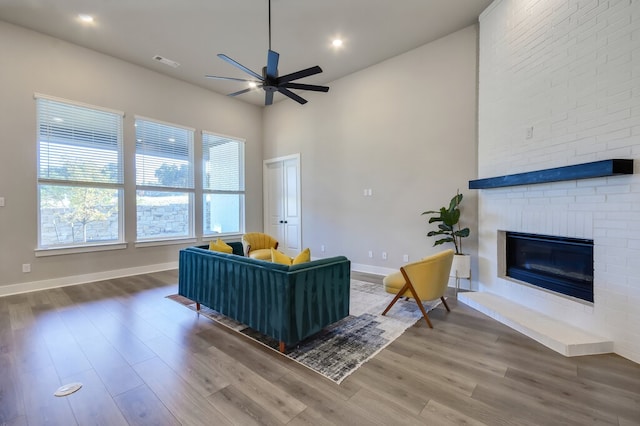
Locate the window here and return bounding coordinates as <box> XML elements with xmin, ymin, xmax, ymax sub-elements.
<box><xmin>202</xmin><ymin>132</ymin><xmax>245</xmax><ymax>236</ymax></box>
<box><xmin>135</xmin><ymin>118</ymin><xmax>194</xmax><ymax>241</ymax></box>
<box><xmin>36</xmin><ymin>95</ymin><xmax>124</xmax><ymax>249</ymax></box>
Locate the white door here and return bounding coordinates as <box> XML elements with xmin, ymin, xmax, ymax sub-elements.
<box><xmin>264</xmin><ymin>154</ymin><xmax>301</xmax><ymax>256</ymax></box>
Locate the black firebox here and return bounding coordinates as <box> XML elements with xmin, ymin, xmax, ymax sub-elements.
<box><xmin>505</xmin><ymin>232</ymin><xmax>594</xmax><ymax>303</ymax></box>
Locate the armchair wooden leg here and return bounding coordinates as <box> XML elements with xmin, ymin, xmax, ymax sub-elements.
<box><xmin>279</xmin><ymin>341</ymin><xmax>286</xmax><ymax>353</ymax></box>
<box><xmin>196</xmin><ymin>302</ymin><xmax>201</xmax><ymax>311</ymax></box>
<box><xmin>382</xmin><ymin>283</ymin><xmax>409</xmax><ymax>316</ymax></box>
<box><xmin>404</xmin><ymin>282</ymin><xmax>433</xmax><ymax>328</ymax></box>
<box><xmin>441</xmin><ymin>297</ymin><xmax>450</xmax><ymax>312</ymax></box>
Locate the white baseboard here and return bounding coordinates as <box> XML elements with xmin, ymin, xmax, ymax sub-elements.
<box><xmin>350</xmin><ymin>262</ymin><xmax>396</xmax><ymax>277</ymax></box>
<box><xmin>0</xmin><ymin>262</ymin><xmax>178</xmax><ymax>298</ymax></box>
<box><xmin>350</xmin><ymin>263</ymin><xmax>469</xmax><ymax>289</ymax></box>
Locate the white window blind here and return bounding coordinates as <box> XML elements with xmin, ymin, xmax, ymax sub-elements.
<box><xmin>38</xmin><ymin>97</ymin><xmax>123</xmax><ymax>184</ymax></box>
<box><xmin>202</xmin><ymin>132</ymin><xmax>245</xmax><ymax>236</ymax></box>
<box><xmin>135</xmin><ymin>118</ymin><xmax>194</xmax><ymax>189</ymax></box>
<box><xmin>203</xmin><ymin>133</ymin><xmax>245</xmax><ymax>191</ymax></box>
<box><xmin>135</xmin><ymin>117</ymin><xmax>195</xmax><ymax>241</ymax></box>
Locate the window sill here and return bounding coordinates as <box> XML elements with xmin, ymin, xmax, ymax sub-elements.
<box><xmin>35</xmin><ymin>242</ymin><xmax>128</xmax><ymax>257</ymax></box>
<box><xmin>202</xmin><ymin>233</ymin><xmax>243</xmax><ymax>242</ymax></box>
<box><xmin>134</xmin><ymin>237</ymin><xmax>198</xmax><ymax>248</ymax></box>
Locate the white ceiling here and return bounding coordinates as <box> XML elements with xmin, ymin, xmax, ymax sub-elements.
<box><xmin>0</xmin><ymin>0</ymin><xmax>492</xmax><ymax>106</ymax></box>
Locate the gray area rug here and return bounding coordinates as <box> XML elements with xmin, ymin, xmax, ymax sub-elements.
<box><xmin>168</xmin><ymin>279</ymin><xmax>440</xmax><ymax>384</ymax></box>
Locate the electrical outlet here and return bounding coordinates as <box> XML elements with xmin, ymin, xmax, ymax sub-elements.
<box><xmin>403</xmin><ymin>254</ymin><xmax>409</xmax><ymax>262</ymax></box>
<box><xmin>368</xmin><ymin>250</ymin><xmax>373</xmax><ymax>258</ymax></box>
<box><xmin>526</xmin><ymin>126</ymin><xmax>534</xmax><ymax>139</ymax></box>
<box><xmin>382</xmin><ymin>251</ymin><xmax>387</xmax><ymax>260</ymax></box>
<box><xmin>0</xmin><ymin>197</ymin><xmax>5</xmax><ymax>207</ymax></box>
<box><xmin>22</xmin><ymin>264</ymin><xmax>31</xmax><ymax>273</ymax></box>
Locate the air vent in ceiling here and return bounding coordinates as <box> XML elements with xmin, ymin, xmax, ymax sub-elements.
<box><xmin>153</xmin><ymin>55</ymin><xmax>180</xmax><ymax>68</ymax></box>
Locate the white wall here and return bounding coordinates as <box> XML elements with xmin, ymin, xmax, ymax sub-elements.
<box><xmin>0</xmin><ymin>21</ymin><xmax>264</xmax><ymax>292</ymax></box>
<box><xmin>263</xmin><ymin>26</ymin><xmax>479</xmax><ymax>277</ymax></box>
<box><xmin>478</xmin><ymin>0</ymin><xmax>640</xmax><ymax>362</ymax></box>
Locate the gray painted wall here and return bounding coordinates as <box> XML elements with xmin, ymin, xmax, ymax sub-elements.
<box><xmin>263</xmin><ymin>25</ymin><xmax>479</xmax><ymax>278</ymax></box>
<box><xmin>0</xmin><ymin>21</ymin><xmax>479</xmax><ymax>291</ymax></box>
<box><xmin>0</xmin><ymin>21</ymin><xmax>264</xmax><ymax>288</ymax></box>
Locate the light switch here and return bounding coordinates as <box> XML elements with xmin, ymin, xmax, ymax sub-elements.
<box><xmin>0</xmin><ymin>197</ymin><xmax>4</xmax><ymax>207</ymax></box>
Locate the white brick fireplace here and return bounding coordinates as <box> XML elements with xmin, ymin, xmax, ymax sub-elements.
<box><xmin>470</xmin><ymin>0</ymin><xmax>640</xmax><ymax>363</ymax></box>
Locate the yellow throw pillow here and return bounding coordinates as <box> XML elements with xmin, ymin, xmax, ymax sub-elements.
<box><xmin>292</xmin><ymin>248</ymin><xmax>311</xmax><ymax>265</ymax></box>
<box><xmin>209</xmin><ymin>238</ymin><xmax>233</xmax><ymax>254</ymax></box>
<box><xmin>271</xmin><ymin>248</ymin><xmax>311</xmax><ymax>265</ymax></box>
<box><xmin>271</xmin><ymin>248</ymin><xmax>293</xmax><ymax>265</ymax></box>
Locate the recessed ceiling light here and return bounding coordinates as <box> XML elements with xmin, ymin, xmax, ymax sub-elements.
<box><xmin>332</xmin><ymin>39</ymin><xmax>343</xmax><ymax>48</ymax></box>
<box><xmin>78</xmin><ymin>14</ymin><xmax>94</xmax><ymax>23</ymax></box>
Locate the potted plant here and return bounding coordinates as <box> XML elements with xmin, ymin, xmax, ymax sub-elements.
<box><xmin>422</xmin><ymin>191</ymin><xmax>471</xmax><ymax>282</ymax></box>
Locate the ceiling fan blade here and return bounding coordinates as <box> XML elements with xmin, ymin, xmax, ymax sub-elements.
<box><xmin>277</xmin><ymin>65</ymin><xmax>323</xmax><ymax>84</ymax></box>
<box><xmin>280</xmin><ymin>82</ymin><xmax>329</xmax><ymax>92</ymax></box>
<box><xmin>227</xmin><ymin>87</ymin><xmax>255</xmax><ymax>97</ymax></box>
<box><xmin>205</xmin><ymin>75</ymin><xmax>261</xmax><ymax>83</ymax></box>
<box><xmin>278</xmin><ymin>87</ymin><xmax>308</xmax><ymax>105</ymax></box>
<box><xmin>266</xmin><ymin>50</ymin><xmax>279</xmax><ymax>79</ymax></box>
<box><xmin>217</xmin><ymin>54</ymin><xmax>263</xmax><ymax>80</ymax></box>
<box><xmin>265</xmin><ymin>91</ymin><xmax>274</xmax><ymax>105</ymax></box>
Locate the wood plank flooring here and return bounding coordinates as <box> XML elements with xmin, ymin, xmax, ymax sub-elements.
<box><xmin>1</xmin><ymin>270</ymin><xmax>639</xmax><ymax>425</ymax></box>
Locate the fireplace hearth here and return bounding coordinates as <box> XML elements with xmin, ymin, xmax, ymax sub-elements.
<box><xmin>505</xmin><ymin>232</ymin><xmax>594</xmax><ymax>303</ymax></box>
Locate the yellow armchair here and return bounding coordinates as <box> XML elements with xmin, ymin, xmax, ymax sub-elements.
<box><xmin>382</xmin><ymin>249</ymin><xmax>454</xmax><ymax>328</ymax></box>
<box><xmin>242</xmin><ymin>232</ymin><xmax>279</xmax><ymax>260</ymax></box>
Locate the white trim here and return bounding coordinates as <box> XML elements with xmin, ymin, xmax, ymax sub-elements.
<box><xmin>202</xmin><ymin>234</ymin><xmax>243</xmax><ymax>243</ymax></box>
<box><xmin>351</xmin><ymin>262</ymin><xmax>466</xmax><ymax>289</ymax></box>
<box><xmin>134</xmin><ymin>237</ymin><xmax>197</xmax><ymax>248</ymax></box>
<box><xmin>34</xmin><ymin>92</ymin><xmax>125</xmax><ymax>116</ymax></box>
<box><xmin>35</xmin><ymin>242</ymin><xmax>128</xmax><ymax>257</ymax></box>
<box><xmin>350</xmin><ymin>262</ymin><xmax>396</xmax><ymax>277</ymax></box>
<box><xmin>263</xmin><ymin>153</ymin><xmax>301</xmax><ymax>165</ymax></box>
<box><xmin>0</xmin><ymin>262</ymin><xmax>178</xmax><ymax>298</ymax></box>
<box><xmin>134</xmin><ymin>115</ymin><xmax>195</xmax><ymax>132</ymax></box>
<box><xmin>202</xmin><ymin>129</ymin><xmax>246</xmax><ymax>143</ymax></box>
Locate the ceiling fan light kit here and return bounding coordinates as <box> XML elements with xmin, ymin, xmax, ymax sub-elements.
<box><xmin>206</xmin><ymin>0</ymin><xmax>329</xmax><ymax>105</ymax></box>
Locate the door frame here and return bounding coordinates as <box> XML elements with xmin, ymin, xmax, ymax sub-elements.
<box><xmin>263</xmin><ymin>153</ymin><xmax>302</xmax><ymax>252</ymax></box>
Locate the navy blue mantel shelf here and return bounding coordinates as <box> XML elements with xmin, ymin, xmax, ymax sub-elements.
<box><xmin>468</xmin><ymin>159</ymin><xmax>634</xmax><ymax>189</ymax></box>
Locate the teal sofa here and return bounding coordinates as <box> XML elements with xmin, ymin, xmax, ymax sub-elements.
<box><xmin>178</xmin><ymin>243</ymin><xmax>351</xmax><ymax>352</ymax></box>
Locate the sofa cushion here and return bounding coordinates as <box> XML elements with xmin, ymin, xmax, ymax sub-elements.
<box><xmin>292</xmin><ymin>248</ymin><xmax>311</xmax><ymax>265</ymax></box>
<box><xmin>271</xmin><ymin>248</ymin><xmax>311</xmax><ymax>265</ymax></box>
<box><xmin>271</xmin><ymin>248</ymin><xmax>292</xmax><ymax>265</ymax></box>
<box><xmin>209</xmin><ymin>238</ymin><xmax>233</xmax><ymax>253</ymax></box>
<box><xmin>249</xmin><ymin>248</ymin><xmax>272</xmax><ymax>260</ymax></box>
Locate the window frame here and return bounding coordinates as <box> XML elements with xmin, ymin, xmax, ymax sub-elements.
<box><xmin>35</xmin><ymin>93</ymin><xmax>126</xmax><ymax>255</ymax></box>
<box><xmin>134</xmin><ymin>116</ymin><xmax>196</xmax><ymax>243</ymax></box>
<box><xmin>201</xmin><ymin>130</ymin><xmax>246</xmax><ymax>238</ymax></box>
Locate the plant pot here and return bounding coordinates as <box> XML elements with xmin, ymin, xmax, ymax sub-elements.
<box><xmin>450</xmin><ymin>254</ymin><xmax>471</xmax><ymax>279</ymax></box>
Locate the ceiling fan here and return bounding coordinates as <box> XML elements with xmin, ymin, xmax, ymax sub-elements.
<box><xmin>205</xmin><ymin>0</ymin><xmax>329</xmax><ymax>105</ymax></box>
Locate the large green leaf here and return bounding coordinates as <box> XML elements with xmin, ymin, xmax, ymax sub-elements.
<box><xmin>434</xmin><ymin>237</ymin><xmax>454</xmax><ymax>246</ymax></box>
<box><xmin>449</xmin><ymin>193</ymin><xmax>463</xmax><ymax>210</ymax></box>
<box><xmin>454</xmin><ymin>228</ymin><xmax>470</xmax><ymax>238</ymax></box>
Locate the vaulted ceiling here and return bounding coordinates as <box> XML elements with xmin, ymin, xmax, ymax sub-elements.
<box><xmin>0</xmin><ymin>0</ymin><xmax>492</xmax><ymax>105</ymax></box>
